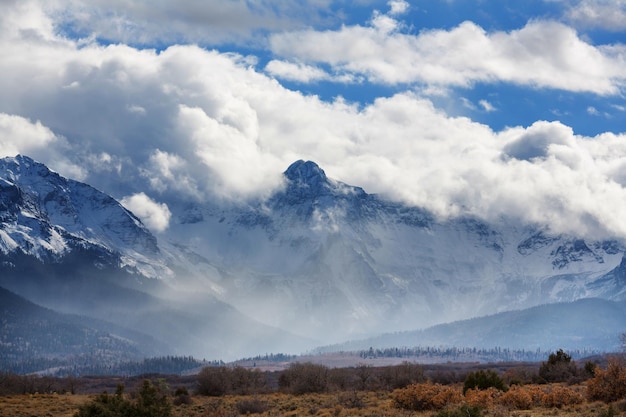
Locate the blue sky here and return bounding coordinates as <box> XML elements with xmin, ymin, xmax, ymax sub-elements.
<box><xmin>1</xmin><ymin>0</ymin><xmax>626</xmax><ymax>239</ymax></box>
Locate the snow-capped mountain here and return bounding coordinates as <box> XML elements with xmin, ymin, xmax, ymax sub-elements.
<box><xmin>1</xmin><ymin>155</ymin><xmax>624</xmax><ymax>360</ymax></box>
<box><xmin>0</xmin><ymin>155</ymin><xmax>168</xmax><ymax>279</ymax></box>
<box><xmin>0</xmin><ymin>155</ymin><xmax>311</xmax><ymax>361</ymax></box>
<box><xmin>165</xmin><ymin>160</ymin><xmax>626</xmax><ymax>343</ymax></box>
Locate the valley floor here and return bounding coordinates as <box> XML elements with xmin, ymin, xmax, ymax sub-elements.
<box><xmin>0</xmin><ymin>386</ymin><xmax>622</xmax><ymax>417</ymax></box>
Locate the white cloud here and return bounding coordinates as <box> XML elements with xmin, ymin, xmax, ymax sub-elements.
<box><xmin>0</xmin><ymin>113</ymin><xmax>57</xmax><ymax>155</ymax></box>
<box><xmin>265</xmin><ymin>59</ymin><xmax>360</xmax><ymax>83</ymax></box>
<box><xmin>40</xmin><ymin>0</ymin><xmax>339</xmax><ymax>46</ymax></box>
<box><xmin>2</xmin><ymin>1</ymin><xmax>626</xmax><ymax>241</ymax></box>
<box><xmin>265</xmin><ymin>60</ymin><xmax>331</xmax><ymax>83</ymax></box>
<box><xmin>121</xmin><ymin>192</ymin><xmax>172</xmax><ymax>233</ymax></box>
<box><xmin>269</xmin><ymin>19</ymin><xmax>626</xmax><ymax>94</ymax></box>
<box><xmin>479</xmin><ymin>100</ymin><xmax>496</xmax><ymax>112</ymax></box>
<box><xmin>565</xmin><ymin>0</ymin><xmax>626</xmax><ymax>31</ymax></box>
<box><xmin>388</xmin><ymin>0</ymin><xmax>409</xmax><ymax>16</ymax></box>
<box><xmin>0</xmin><ymin>113</ymin><xmax>85</xmax><ymax>179</ymax></box>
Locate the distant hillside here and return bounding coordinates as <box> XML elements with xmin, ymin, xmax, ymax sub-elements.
<box><xmin>0</xmin><ymin>286</ymin><xmax>166</xmax><ymax>374</ymax></box>
<box><xmin>320</xmin><ymin>298</ymin><xmax>626</xmax><ymax>354</ymax></box>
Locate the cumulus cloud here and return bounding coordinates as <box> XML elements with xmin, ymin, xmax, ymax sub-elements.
<box><xmin>388</xmin><ymin>0</ymin><xmax>409</xmax><ymax>16</ymax></box>
<box><xmin>265</xmin><ymin>60</ymin><xmax>360</xmax><ymax>83</ymax></box>
<box><xmin>121</xmin><ymin>192</ymin><xmax>172</xmax><ymax>233</ymax></box>
<box><xmin>0</xmin><ymin>113</ymin><xmax>85</xmax><ymax>179</ymax></box>
<box><xmin>265</xmin><ymin>60</ymin><xmax>332</xmax><ymax>83</ymax></box>
<box><xmin>41</xmin><ymin>0</ymin><xmax>338</xmax><ymax>46</ymax></box>
<box><xmin>2</xmin><ymin>1</ymin><xmax>626</xmax><ymax>241</ymax></box>
<box><xmin>269</xmin><ymin>18</ymin><xmax>626</xmax><ymax>94</ymax></box>
<box><xmin>565</xmin><ymin>0</ymin><xmax>626</xmax><ymax>31</ymax></box>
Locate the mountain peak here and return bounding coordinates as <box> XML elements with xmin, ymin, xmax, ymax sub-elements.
<box><xmin>284</xmin><ymin>160</ymin><xmax>328</xmax><ymax>185</ymax></box>
<box><xmin>283</xmin><ymin>160</ymin><xmax>332</xmax><ymax>199</ymax></box>
<box><xmin>3</xmin><ymin>154</ymin><xmax>39</xmax><ymax>168</ymax></box>
<box><xmin>0</xmin><ymin>155</ymin><xmax>55</xmax><ymax>182</ymax></box>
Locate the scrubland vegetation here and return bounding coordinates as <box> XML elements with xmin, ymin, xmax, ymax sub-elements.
<box><xmin>1</xmin><ymin>352</ymin><xmax>625</xmax><ymax>417</ymax></box>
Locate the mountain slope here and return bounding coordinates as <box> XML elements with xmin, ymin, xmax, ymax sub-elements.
<box><xmin>164</xmin><ymin>160</ymin><xmax>626</xmax><ymax>344</ymax></box>
<box><xmin>0</xmin><ymin>285</ymin><xmax>166</xmax><ymax>373</ymax></box>
<box><xmin>1</xmin><ymin>155</ymin><xmax>624</xmax><ymax>359</ymax></box>
<box><xmin>0</xmin><ymin>155</ymin><xmax>312</xmax><ymax>361</ymax></box>
<box><xmin>0</xmin><ymin>155</ymin><xmax>168</xmax><ymax>278</ymax></box>
<box><xmin>320</xmin><ymin>298</ymin><xmax>626</xmax><ymax>353</ymax></box>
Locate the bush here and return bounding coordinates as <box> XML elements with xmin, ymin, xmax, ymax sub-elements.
<box><xmin>541</xmin><ymin>385</ymin><xmax>584</xmax><ymax>408</ymax></box>
<box><xmin>502</xmin><ymin>366</ymin><xmax>539</xmax><ymax>386</ymax></box>
<box><xmin>497</xmin><ymin>385</ymin><xmax>534</xmax><ymax>410</ymax></box>
<box><xmin>435</xmin><ymin>404</ymin><xmax>483</xmax><ymax>417</ymax></box>
<box><xmin>539</xmin><ymin>349</ymin><xmax>579</xmax><ymax>383</ymax></box>
<box><xmin>196</xmin><ymin>367</ymin><xmax>230</xmax><ymax>396</ymax></box>
<box><xmin>196</xmin><ymin>366</ymin><xmax>265</xmax><ymax>396</ymax></box>
<box><xmin>379</xmin><ymin>361</ymin><xmax>426</xmax><ymax>390</ymax></box>
<box><xmin>587</xmin><ymin>356</ymin><xmax>626</xmax><ymax>403</ymax></box>
<box><xmin>172</xmin><ymin>387</ymin><xmax>192</xmax><ymax>406</ymax></box>
<box><xmin>463</xmin><ymin>370</ymin><xmax>507</xmax><ymax>394</ymax></box>
<box><xmin>74</xmin><ymin>381</ymin><xmax>172</xmax><ymax>417</ymax></box>
<box><xmin>393</xmin><ymin>382</ymin><xmax>462</xmax><ymax>411</ymax></box>
<box><xmin>278</xmin><ymin>362</ymin><xmax>329</xmax><ymax>395</ymax></box>
<box><xmin>465</xmin><ymin>387</ymin><xmax>502</xmax><ymax>409</ymax></box>
<box><xmin>235</xmin><ymin>398</ymin><xmax>267</xmax><ymax>414</ymax></box>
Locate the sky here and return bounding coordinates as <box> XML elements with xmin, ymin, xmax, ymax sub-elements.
<box><xmin>1</xmin><ymin>0</ymin><xmax>626</xmax><ymax>239</ymax></box>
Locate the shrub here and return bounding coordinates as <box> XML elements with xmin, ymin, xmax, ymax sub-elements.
<box><xmin>278</xmin><ymin>362</ymin><xmax>329</xmax><ymax>395</ymax></box>
<box><xmin>497</xmin><ymin>385</ymin><xmax>546</xmax><ymax>410</ymax></box>
<box><xmin>502</xmin><ymin>366</ymin><xmax>539</xmax><ymax>386</ymax></box>
<box><xmin>599</xmin><ymin>404</ymin><xmax>619</xmax><ymax>417</ymax></box>
<box><xmin>497</xmin><ymin>385</ymin><xmax>533</xmax><ymax>410</ymax></box>
<box><xmin>172</xmin><ymin>386</ymin><xmax>192</xmax><ymax>406</ymax></box>
<box><xmin>196</xmin><ymin>366</ymin><xmax>265</xmax><ymax>396</ymax></box>
<box><xmin>435</xmin><ymin>404</ymin><xmax>483</xmax><ymax>417</ymax></box>
<box><xmin>465</xmin><ymin>387</ymin><xmax>502</xmax><ymax>409</ymax></box>
<box><xmin>541</xmin><ymin>385</ymin><xmax>584</xmax><ymax>408</ymax></box>
<box><xmin>379</xmin><ymin>361</ymin><xmax>426</xmax><ymax>390</ymax></box>
<box><xmin>463</xmin><ymin>370</ymin><xmax>507</xmax><ymax>394</ymax></box>
<box><xmin>539</xmin><ymin>349</ymin><xmax>579</xmax><ymax>383</ymax></box>
<box><xmin>393</xmin><ymin>382</ymin><xmax>462</xmax><ymax>411</ymax></box>
<box><xmin>587</xmin><ymin>356</ymin><xmax>626</xmax><ymax>403</ymax></box>
<box><xmin>74</xmin><ymin>381</ymin><xmax>172</xmax><ymax>417</ymax></box>
<box><xmin>197</xmin><ymin>367</ymin><xmax>231</xmax><ymax>396</ymax></box>
<box><xmin>235</xmin><ymin>398</ymin><xmax>267</xmax><ymax>414</ymax></box>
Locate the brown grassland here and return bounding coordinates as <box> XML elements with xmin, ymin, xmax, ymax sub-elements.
<box><xmin>0</xmin><ymin>385</ymin><xmax>624</xmax><ymax>417</ymax></box>
<box><xmin>1</xmin><ymin>355</ymin><xmax>625</xmax><ymax>417</ymax></box>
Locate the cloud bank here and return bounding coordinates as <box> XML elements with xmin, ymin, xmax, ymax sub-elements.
<box><xmin>269</xmin><ymin>17</ymin><xmax>626</xmax><ymax>94</ymax></box>
<box><xmin>1</xmin><ymin>1</ymin><xmax>626</xmax><ymax>240</ymax></box>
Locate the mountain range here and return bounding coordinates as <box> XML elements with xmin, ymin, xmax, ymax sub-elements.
<box><xmin>1</xmin><ymin>155</ymin><xmax>625</xmax><ymax>369</ymax></box>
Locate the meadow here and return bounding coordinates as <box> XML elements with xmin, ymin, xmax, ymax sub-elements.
<box><xmin>1</xmin><ymin>353</ymin><xmax>624</xmax><ymax>417</ymax></box>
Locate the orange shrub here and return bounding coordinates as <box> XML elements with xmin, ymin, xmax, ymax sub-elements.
<box><xmin>392</xmin><ymin>382</ymin><xmax>463</xmax><ymax>411</ymax></box>
<box><xmin>587</xmin><ymin>357</ymin><xmax>626</xmax><ymax>403</ymax></box>
<box><xmin>464</xmin><ymin>387</ymin><xmax>501</xmax><ymax>409</ymax></box>
<box><xmin>497</xmin><ymin>385</ymin><xmax>533</xmax><ymax>410</ymax></box>
<box><xmin>541</xmin><ymin>385</ymin><xmax>584</xmax><ymax>408</ymax></box>
<box><xmin>522</xmin><ymin>384</ymin><xmax>548</xmax><ymax>407</ymax></box>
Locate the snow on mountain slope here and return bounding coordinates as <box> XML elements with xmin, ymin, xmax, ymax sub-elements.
<box><xmin>1</xmin><ymin>155</ymin><xmax>623</xmax><ymax>353</ymax></box>
<box><xmin>163</xmin><ymin>160</ymin><xmax>626</xmax><ymax>343</ymax></box>
<box><xmin>0</xmin><ymin>155</ymin><xmax>313</xmax><ymax>361</ymax></box>
<box><xmin>0</xmin><ymin>155</ymin><xmax>170</xmax><ymax>278</ymax></box>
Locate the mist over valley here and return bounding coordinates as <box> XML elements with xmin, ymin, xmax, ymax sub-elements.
<box><xmin>1</xmin><ymin>155</ymin><xmax>625</xmax><ymax>375</ymax></box>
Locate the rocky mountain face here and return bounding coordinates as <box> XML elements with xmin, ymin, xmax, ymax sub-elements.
<box><xmin>166</xmin><ymin>160</ymin><xmax>626</xmax><ymax>343</ymax></box>
<box><xmin>0</xmin><ymin>155</ymin><xmax>311</xmax><ymax>364</ymax></box>
<box><xmin>0</xmin><ymin>155</ymin><xmax>165</xmax><ymax>277</ymax></box>
<box><xmin>1</xmin><ymin>155</ymin><xmax>625</xmax><ymax>363</ymax></box>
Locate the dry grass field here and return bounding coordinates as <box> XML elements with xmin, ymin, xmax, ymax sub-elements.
<box><xmin>0</xmin><ymin>384</ymin><xmax>623</xmax><ymax>417</ymax></box>
<box><xmin>2</xmin><ymin>355</ymin><xmax>625</xmax><ymax>417</ymax></box>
